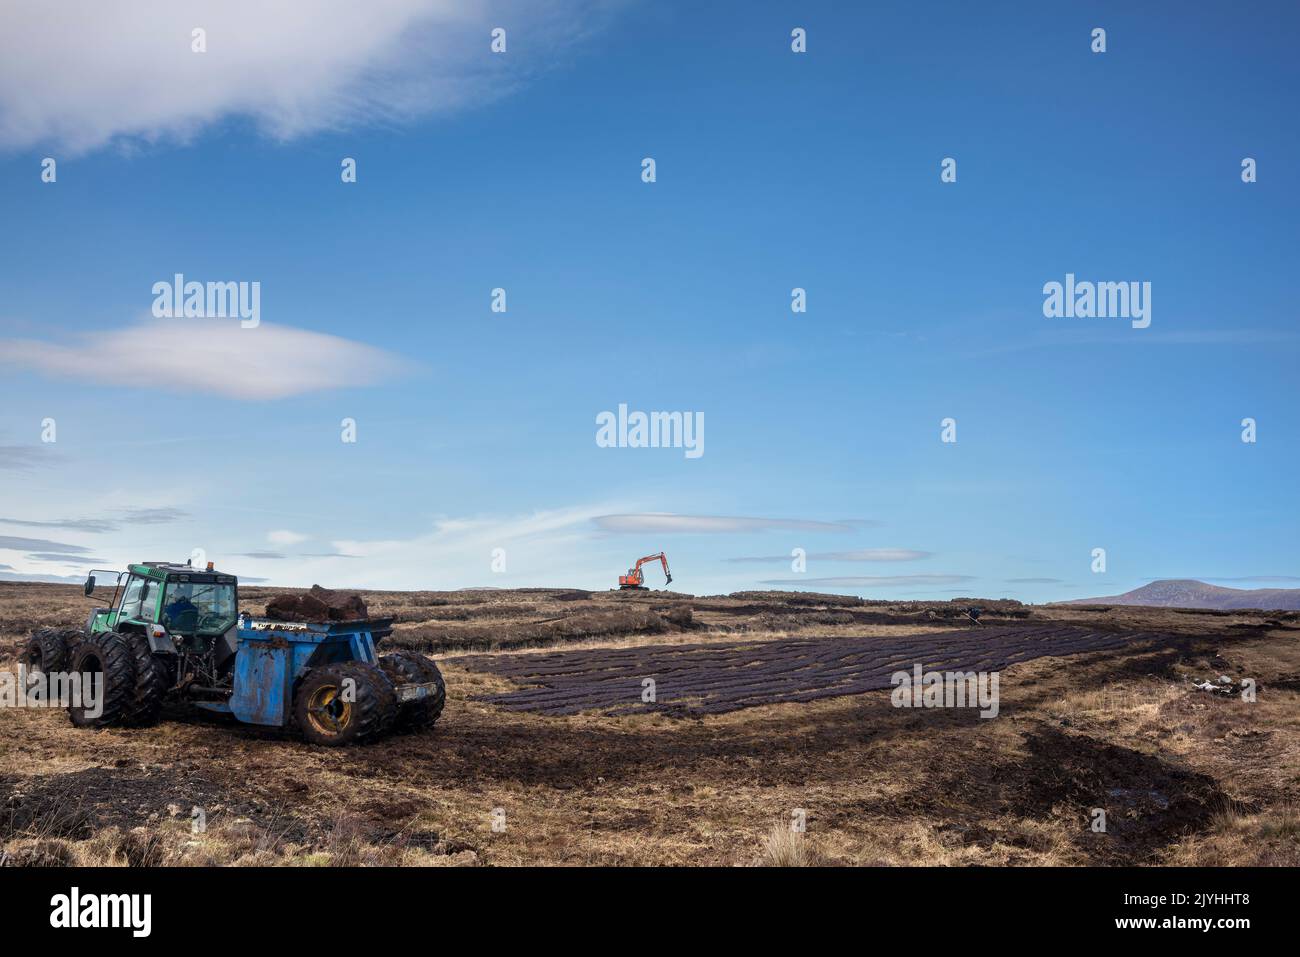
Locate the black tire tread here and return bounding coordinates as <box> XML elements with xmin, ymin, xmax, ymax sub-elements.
<box><xmin>21</xmin><ymin>627</ymin><xmax>80</xmax><ymax>674</ymax></box>
<box><xmin>67</xmin><ymin>632</ymin><xmax>135</xmax><ymax>728</ymax></box>
<box><xmin>122</xmin><ymin>633</ymin><xmax>169</xmax><ymax>727</ymax></box>
<box><xmin>378</xmin><ymin>652</ymin><xmax>446</xmax><ymax>732</ymax></box>
<box><xmin>294</xmin><ymin>660</ymin><xmax>397</xmax><ymax>746</ymax></box>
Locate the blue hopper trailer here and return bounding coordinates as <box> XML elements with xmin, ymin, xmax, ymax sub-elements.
<box><xmin>193</xmin><ymin>616</ymin><xmax>446</xmax><ymax>744</ymax></box>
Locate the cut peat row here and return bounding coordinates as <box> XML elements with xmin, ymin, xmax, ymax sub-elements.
<box><xmin>458</xmin><ymin>624</ymin><xmax>1175</xmax><ymax>716</ymax></box>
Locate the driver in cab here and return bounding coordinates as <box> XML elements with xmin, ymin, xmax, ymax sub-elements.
<box><xmin>164</xmin><ymin>584</ymin><xmax>199</xmax><ymax>630</ymax></box>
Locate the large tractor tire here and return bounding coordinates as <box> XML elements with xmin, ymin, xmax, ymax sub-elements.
<box><xmin>122</xmin><ymin>633</ymin><xmax>170</xmax><ymax>727</ymax></box>
<box><xmin>20</xmin><ymin>627</ymin><xmax>80</xmax><ymax>675</ymax></box>
<box><xmin>294</xmin><ymin>661</ymin><xmax>397</xmax><ymax>746</ymax></box>
<box><xmin>67</xmin><ymin>632</ymin><xmax>136</xmax><ymax>728</ymax></box>
<box><xmin>378</xmin><ymin>652</ymin><xmax>447</xmax><ymax>733</ymax></box>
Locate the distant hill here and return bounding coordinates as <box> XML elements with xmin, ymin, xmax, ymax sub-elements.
<box><xmin>1067</xmin><ymin>579</ymin><xmax>1300</xmax><ymax>611</ymax></box>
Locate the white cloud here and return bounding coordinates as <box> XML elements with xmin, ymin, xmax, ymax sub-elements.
<box><xmin>0</xmin><ymin>0</ymin><xmax>621</xmax><ymax>154</ymax></box>
<box><xmin>759</xmin><ymin>575</ymin><xmax>976</xmax><ymax>588</ymax></box>
<box><xmin>727</xmin><ymin>549</ymin><xmax>931</xmax><ymax>563</ymax></box>
<box><xmin>594</xmin><ymin>513</ymin><xmax>867</xmax><ymax>535</ymax></box>
<box><xmin>268</xmin><ymin>530</ymin><xmax>309</xmax><ymax>546</ymax></box>
<box><xmin>0</xmin><ymin>321</ymin><xmax>409</xmax><ymax>400</ymax></box>
<box><xmin>240</xmin><ymin>503</ymin><xmax>625</xmax><ymax>590</ymax></box>
<box><xmin>241</xmin><ymin>504</ymin><xmax>886</xmax><ymax>592</ymax></box>
<box><xmin>815</xmin><ymin>549</ymin><xmax>930</xmax><ymax>562</ymax></box>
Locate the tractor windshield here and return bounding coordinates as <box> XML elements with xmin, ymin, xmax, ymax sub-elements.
<box><xmin>161</xmin><ymin>581</ymin><xmax>237</xmax><ymax>635</ymax></box>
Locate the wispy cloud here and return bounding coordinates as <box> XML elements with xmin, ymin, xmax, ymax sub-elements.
<box><xmin>0</xmin><ymin>570</ymin><xmax>84</xmax><ymax>583</ymax></box>
<box><xmin>0</xmin><ymin>535</ymin><xmax>93</xmax><ymax>553</ymax></box>
<box><xmin>727</xmin><ymin>549</ymin><xmax>930</xmax><ymax>563</ymax></box>
<box><xmin>304</xmin><ymin>503</ymin><xmax>620</xmax><ymax>589</ymax></box>
<box><xmin>0</xmin><ymin>507</ymin><xmax>187</xmax><ymax>534</ymax></box>
<box><xmin>759</xmin><ymin>575</ymin><xmax>976</xmax><ymax>588</ymax></box>
<box><xmin>0</xmin><ymin>321</ymin><xmax>410</xmax><ymax>400</ymax></box>
<box><xmin>26</xmin><ymin>552</ymin><xmax>105</xmax><ymax>564</ymax></box>
<box><xmin>1005</xmin><ymin>577</ymin><xmax>1064</xmax><ymax>584</ymax></box>
<box><xmin>594</xmin><ymin>514</ymin><xmax>870</xmax><ymax>534</ymax></box>
<box><xmin>237</xmin><ymin>551</ymin><xmax>286</xmax><ymax>560</ymax></box>
<box><xmin>121</xmin><ymin>507</ymin><xmax>189</xmax><ymax>525</ymax></box>
<box><xmin>0</xmin><ymin>0</ymin><xmax>625</xmax><ymax>155</ymax></box>
<box><xmin>268</xmin><ymin>530</ymin><xmax>309</xmax><ymax>546</ymax></box>
<box><xmin>965</xmin><ymin>328</ymin><xmax>1300</xmax><ymax>360</ymax></box>
<box><xmin>0</xmin><ymin>516</ymin><xmax>117</xmax><ymax>533</ymax></box>
<box><xmin>0</xmin><ymin>445</ymin><xmax>52</xmax><ymax>471</ymax></box>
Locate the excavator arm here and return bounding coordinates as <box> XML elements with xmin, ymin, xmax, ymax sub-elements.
<box><xmin>618</xmin><ymin>552</ymin><xmax>672</xmax><ymax>589</ymax></box>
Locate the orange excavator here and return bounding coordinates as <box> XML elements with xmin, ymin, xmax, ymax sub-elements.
<box><xmin>618</xmin><ymin>552</ymin><xmax>672</xmax><ymax>590</ymax></box>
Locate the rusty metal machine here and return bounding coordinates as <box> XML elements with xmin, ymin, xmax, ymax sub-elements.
<box><xmin>21</xmin><ymin>562</ymin><xmax>443</xmax><ymax>745</ymax></box>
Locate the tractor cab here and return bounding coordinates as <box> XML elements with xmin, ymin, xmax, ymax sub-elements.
<box><xmin>86</xmin><ymin>561</ymin><xmax>238</xmax><ymax>652</ymax></box>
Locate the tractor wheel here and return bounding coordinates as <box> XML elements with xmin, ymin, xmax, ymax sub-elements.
<box><xmin>20</xmin><ymin>627</ymin><xmax>80</xmax><ymax>675</ymax></box>
<box><xmin>294</xmin><ymin>661</ymin><xmax>397</xmax><ymax>746</ymax></box>
<box><xmin>67</xmin><ymin>632</ymin><xmax>135</xmax><ymax>728</ymax></box>
<box><xmin>122</xmin><ymin>633</ymin><xmax>170</xmax><ymax>727</ymax></box>
<box><xmin>379</xmin><ymin>652</ymin><xmax>447</xmax><ymax>732</ymax></box>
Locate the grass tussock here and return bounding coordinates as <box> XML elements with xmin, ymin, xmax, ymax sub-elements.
<box><xmin>761</xmin><ymin>824</ymin><xmax>819</xmax><ymax>867</ymax></box>
<box><xmin>1165</xmin><ymin>801</ymin><xmax>1300</xmax><ymax>867</ymax></box>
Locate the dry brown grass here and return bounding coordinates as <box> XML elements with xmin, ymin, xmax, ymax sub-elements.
<box><xmin>761</xmin><ymin>823</ymin><xmax>818</xmax><ymax>866</ymax></box>
<box><xmin>1164</xmin><ymin>802</ymin><xmax>1300</xmax><ymax>867</ymax></box>
<box><xmin>1</xmin><ymin>814</ymin><xmax>479</xmax><ymax>867</ymax></box>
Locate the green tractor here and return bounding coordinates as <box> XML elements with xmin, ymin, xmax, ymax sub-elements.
<box><xmin>21</xmin><ymin>561</ymin><xmax>445</xmax><ymax>745</ymax></box>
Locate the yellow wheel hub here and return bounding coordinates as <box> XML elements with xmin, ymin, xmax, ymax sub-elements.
<box><xmin>305</xmin><ymin>684</ymin><xmax>352</xmax><ymax>737</ymax></box>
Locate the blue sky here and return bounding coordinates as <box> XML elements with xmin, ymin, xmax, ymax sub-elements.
<box><xmin>1</xmin><ymin>1</ymin><xmax>1297</xmax><ymax>598</ymax></box>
